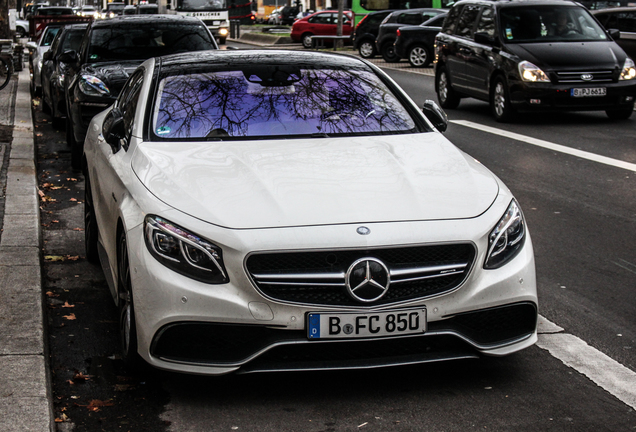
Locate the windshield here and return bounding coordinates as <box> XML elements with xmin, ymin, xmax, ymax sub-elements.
<box><xmin>176</xmin><ymin>0</ymin><xmax>226</xmax><ymax>12</ymax></box>
<box><xmin>87</xmin><ymin>22</ymin><xmax>214</xmax><ymax>62</ymax></box>
<box><xmin>152</xmin><ymin>67</ymin><xmax>419</xmax><ymax>140</ymax></box>
<box><xmin>500</xmin><ymin>6</ymin><xmax>609</xmax><ymax>43</ymax></box>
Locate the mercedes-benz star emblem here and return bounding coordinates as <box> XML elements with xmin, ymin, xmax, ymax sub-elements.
<box><xmin>357</xmin><ymin>226</ymin><xmax>371</xmax><ymax>235</ymax></box>
<box><xmin>345</xmin><ymin>257</ymin><xmax>390</xmax><ymax>303</ymax></box>
<box><xmin>581</xmin><ymin>74</ymin><xmax>593</xmax><ymax>81</ymax></box>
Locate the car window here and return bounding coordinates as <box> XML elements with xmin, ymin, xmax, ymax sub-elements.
<box><xmin>423</xmin><ymin>14</ymin><xmax>446</xmax><ymax>27</ymax></box>
<box><xmin>309</xmin><ymin>13</ymin><xmax>332</xmax><ymax>24</ymax></box>
<box><xmin>615</xmin><ymin>12</ymin><xmax>636</xmax><ymax>32</ymax></box>
<box><xmin>152</xmin><ymin>67</ymin><xmax>419</xmax><ymax>140</ymax></box>
<box><xmin>500</xmin><ymin>6</ymin><xmax>608</xmax><ymax>42</ymax></box>
<box><xmin>441</xmin><ymin>4</ymin><xmax>463</xmax><ymax>35</ymax></box>
<box><xmin>117</xmin><ymin>70</ymin><xmax>144</xmax><ymax>146</ymax></box>
<box><xmin>397</xmin><ymin>12</ymin><xmax>422</xmax><ymax>25</ymax></box>
<box><xmin>475</xmin><ymin>6</ymin><xmax>495</xmax><ymax>37</ymax></box>
<box><xmin>87</xmin><ymin>22</ymin><xmax>215</xmax><ymax>62</ymax></box>
<box><xmin>62</xmin><ymin>29</ymin><xmax>86</xmax><ymax>52</ymax></box>
<box><xmin>455</xmin><ymin>4</ymin><xmax>480</xmax><ymax>38</ymax></box>
<box><xmin>41</xmin><ymin>27</ymin><xmax>61</xmax><ymax>46</ymax></box>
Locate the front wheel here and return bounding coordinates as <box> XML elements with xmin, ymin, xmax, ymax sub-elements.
<box><xmin>302</xmin><ymin>33</ymin><xmax>313</xmax><ymax>49</ymax></box>
<box><xmin>606</xmin><ymin>103</ymin><xmax>634</xmax><ymax>120</ymax></box>
<box><xmin>408</xmin><ymin>45</ymin><xmax>431</xmax><ymax>68</ymax></box>
<box><xmin>491</xmin><ymin>76</ymin><xmax>515</xmax><ymax>122</ymax></box>
<box><xmin>381</xmin><ymin>41</ymin><xmax>399</xmax><ymax>63</ymax></box>
<box><xmin>118</xmin><ymin>231</ymin><xmax>141</xmax><ymax>369</ymax></box>
<box><xmin>358</xmin><ymin>40</ymin><xmax>375</xmax><ymax>58</ymax></box>
<box><xmin>436</xmin><ymin>66</ymin><xmax>460</xmax><ymax>109</ymax></box>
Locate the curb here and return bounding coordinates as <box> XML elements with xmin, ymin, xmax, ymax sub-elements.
<box><xmin>0</xmin><ymin>69</ymin><xmax>54</xmax><ymax>431</ymax></box>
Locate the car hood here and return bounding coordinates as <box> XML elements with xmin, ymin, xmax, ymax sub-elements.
<box><xmin>131</xmin><ymin>134</ymin><xmax>500</xmax><ymax>229</ymax></box>
<box><xmin>81</xmin><ymin>60</ymin><xmax>143</xmax><ymax>97</ymax></box>
<box><xmin>507</xmin><ymin>41</ymin><xmax>626</xmax><ymax>70</ymax></box>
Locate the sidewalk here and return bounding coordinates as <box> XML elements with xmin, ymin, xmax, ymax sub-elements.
<box><xmin>0</xmin><ymin>68</ymin><xmax>53</xmax><ymax>430</ymax></box>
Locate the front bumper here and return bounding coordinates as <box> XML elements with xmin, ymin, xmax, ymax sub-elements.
<box><xmin>509</xmin><ymin>79</ymin><xmax>636</xmax><ymax>112</ymax></box>
<box><xmin>124</xmin><ymin>196</ymin><xmax>538</xmax><ymax>375</ymax></box>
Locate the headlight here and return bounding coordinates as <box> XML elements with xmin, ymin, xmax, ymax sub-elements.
<box><xmin>620</xmin><ymin>58</ymin><xmax>636</xmax><ymax>80</ymax></box>
<box><xmin>518</xmin><ymin>61</ymin><xmax>550</xmax><ymax>83</ymax></box>
<box><xmin>484</xmin><ymin>199</ymin><xmax>526</xmax><ymax>269</ymax></box>
<box><xmin>219</xmin><ymin>27</ymin><xmax>229</xmax><ymax>36</ymax></box>
<box><xmin>79</xmin><ymin>75</ymin><xmax>110</xmax><ymax>96</ymax></box>
<box><xmin>144</xmin><ymin>216</ymin><xmax>229</xmax><ymax>284</ymax></box>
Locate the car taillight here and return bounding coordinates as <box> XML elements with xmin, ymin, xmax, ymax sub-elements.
<box><xmin>396</xmin><ymin>29</ymin><xmax>401</xmax><ymax>37</ymax></box>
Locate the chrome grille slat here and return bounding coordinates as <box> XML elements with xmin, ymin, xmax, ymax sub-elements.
<box><xmin>555</xmin><ymin>69</ymin><xmax>615</xmax><ymax>83</ymax></box>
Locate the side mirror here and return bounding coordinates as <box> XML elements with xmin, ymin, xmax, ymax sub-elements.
<box><xmin>474</xmin><ymin>31</ymin><xmax>496</xmax><ymax>45</ymax></box>
<box><xmin>608</xmin><ymin>28</ymin><xmax>620</xmax><ymax>40</ymax></box>
<box><xmin>58</xmin><ymin>50</ymin><xmax>78</xmax><ymax>64</ymax></box>
<box><xmin>422</xmin><ymin>100</ymin><xmax>448</xmax><ymax>132</ymax></box>
<box><xmin>26</xmin><ymin>41</ymin><xmax>38</xmax><ymax>50</ymax></box>
<box><xmin>102</xmin><ymin>108</ymin><xmax>125</xmax><ymax>152</ymax></box>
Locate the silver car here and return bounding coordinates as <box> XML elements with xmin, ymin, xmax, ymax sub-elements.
<box><xmin>27</xmin><ymin>24</ymin><xmax>62</xmax><ymax>96</ymax></box>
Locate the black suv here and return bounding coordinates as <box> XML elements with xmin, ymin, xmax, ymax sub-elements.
<box><xmin>435</xmin><ymin>0</ymin><xmax>636</xmax><ymax>121</ymax></box>
<box><xmin>352</xmin><ymin>10</ymin><xmax>394</xmax><ymax>58</ymax></box>
<box><xmin>376</xmin><ymin>8</ymin><xmax>446</xmax><ymax>62</ymax></box>
<box><xmin>61</xmin><ymin>15</ymin><xmax>218</xmax><ymax>169</ymax></box>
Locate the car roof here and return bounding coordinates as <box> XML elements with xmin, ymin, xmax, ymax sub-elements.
<box><xmin>157</xmin><ymin>50</ymin><xmax>373</xmax><ymax>72</ymax></box>
<box><xmin>453</xmin><ymin>0</ymin><xmax>582</xmax><ymax>7</ymax></box>
<box><xmin>591</xmin><ymin>6</ymin><xmax>636</xmax><ymax>13</ymax></box>
<box><xmin>90</xmin><ymin>14</ymin><xmax>205</xmax><ymax>28</ymax></box>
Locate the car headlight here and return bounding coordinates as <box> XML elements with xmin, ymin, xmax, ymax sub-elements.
<box><xmin>484</xmin><ymin>199</ymin><xmax>526</xmax><ymax>269</ymax></box>
<box><xmin>144</xmin><ymin>216</ymin><xmax>229</xmax><ymax>284</ymax></box>
<box><xmin>518</xmin><ymin>61</ymin><xmax>550</xmax><ymax>83</ymax></box>
<box><xmin>79</xmin><ymin>75</ymin><xmax>110</xmax><ymax>96</ymax></box>
<box><xmin>219</xmin><ymin>27</ymin><xmax>229</xmax><ymax>36</ymax></box>
<box><xmin>620</xmin><ymin>58</ymin><xmax>636</xmax><ymax>81</ymax></box>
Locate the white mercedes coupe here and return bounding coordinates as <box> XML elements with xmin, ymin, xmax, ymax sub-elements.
<box><xmin>83</xmin><ymin>50</ymin><xmax>538</xmax><ymax>375</ymax></box>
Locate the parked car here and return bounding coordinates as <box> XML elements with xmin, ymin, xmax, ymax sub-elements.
<box><xmin>592</xmin><ymin>7</ymin><xmax>636</xmax><ymax>60</ymax></box>
<box><xmin>35</xmin><ymin>6</ymin><xmax>74</xmax><ymax>15</ymax></box>
<box><xmin>122</xmin><ymin>5</ymin><xmax>137</xmax><ymax>15</ymax></box>
<box><xmin>26</xmin><ymin>23</ymin><xmax>62</xmax><ymax>96</ymax></box>
<box><xmin>83</xmin><ymin>49</ymin><xmax>538</xmax><ymax>374</ymax></box>
<box><xmin>102</xmin><ymin>1</ymin><xmax>126</xmax><ymax>18</ymax></box>
<box><xmin>138</xmin><ymin>4</ymin><xmax>159</xmax><ymax>14</ymax></box>
<box><xmin>62</xmin><ymin>15</ymin><xmax>219</xmax><ymax>169</ymax></box>
<box><xmin>291</xmin><ymin>10</ymin><xmax>353</xmax><ymax>48</ymax></box>
<box><xmin>435</xmin><ymin>0</ymin><xmax>636</xmax><ymax>121</ymax></box>
<box><xmin>78</xmin><ymin>5</ymin><xmax>98</xmax><ymax>18</ymax></box>
<box><xmin>394</xmin><ymin>13</ymin><xmax>447</xmax><ymax>67</ymax></box>
<box><xmin>16</xmin><ymin>19</ymin><xmax>29</xmax><ymax>38</ymax></box>
<box><xmin>267</xmin><ymin>6</ymin><xmax>283</xmax><ymax>24</ymax></box>
<box><xmin>376</xmin><ymin>8</ymin><xmax>447</xmax><ymax>62</ymax></box>
<box><xmin>280</xmin><ymin>5</ymin><xmax>300</xmax><ymax>25</ymax></box>
<box><xmin>41</xmin><ymin>23</ymin><xmax>88</xmax><ymax>128</ymax></box>
<box><xmin>352</xmin><ymin>10</ymin><xmax>394</xmax><ymax>58</ymax></box>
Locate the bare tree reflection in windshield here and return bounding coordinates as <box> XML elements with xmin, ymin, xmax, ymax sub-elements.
<box><xmin>153</xmin><ymin>67</ymin><xmax>418</xmax><ymax>140</ymax></box>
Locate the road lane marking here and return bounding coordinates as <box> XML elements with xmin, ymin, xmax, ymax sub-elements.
<box><xmin>537</xmin><ymin>315</ymin><xmax>636</xmax><ymax>410</ymax></box>
<box><xmin>451</xmin><ymin>120</ymin><xmax>636</xmax><ymax>173</ymax></box>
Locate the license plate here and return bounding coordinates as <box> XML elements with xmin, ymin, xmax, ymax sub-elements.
<box><xmin>571</xmin><ymin>87</ymin><xmax>606</xmax><ymax>97</ymax></box>
<box><xmin>307</xmin><ymin>309</ymin><xmax>426</xmax><ymax>340</ymax></box>
<box><xmin>213</xmin><ymin>20</ymin><xmax>221</xmax><ymax>25</ymax></box>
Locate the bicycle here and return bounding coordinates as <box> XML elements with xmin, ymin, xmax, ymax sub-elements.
<box><xmin>0</xmin><ymin>52</ymin><xmax>14</xmax><ymax>91</ymax></box>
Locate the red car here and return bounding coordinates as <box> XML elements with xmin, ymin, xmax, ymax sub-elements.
<box><xmin>291</xmin><ymin>10</ymin><xmax>353</xmax><ymax>48</ymax></box>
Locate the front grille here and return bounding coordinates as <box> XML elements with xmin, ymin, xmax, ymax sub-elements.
<box><xmin>245</xmin><ymin>244</ymin><xmax>475</xmax><ymax>307</ymax></box>
<box><xmin>150</xmin><ymin>302</ymin><xmax>537</xmax><ymax>369</ymax></box>
<box><xmin>554</xmin><ymin>69</ymin><xmax>615</xmax><ymax>83</ymax></box>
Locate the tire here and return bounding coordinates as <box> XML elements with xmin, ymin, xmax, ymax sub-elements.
<box><xmin>606</xmin><ymin>103</ymin><xmax>634</xmax><ymax>120</ymax></box>
<box><xmin>68</xmin><ymin>116</ymin><xmax>82</xmax><ymax>170</ymax></box>
<box><xmin>31</xmin><ymin>77</ymin><xmax>42</xmax><ymax>97</ymax></box>
<box><xmin>436</xmin><ymin>66</ymin><xmax>460</xmax><ymax>109</ymax></box>
<box><xmin>358</xmin><ymin>40</ymin><xmax>375</xmax><ymax>58</ymax></box>
<box><xmin>16</xmin><ymin>27</ymin><xmax>26</xmax><ymax>38</ymax></box>
<box><xmin>381</xmin><ymin>41</ymin><xmax>399</xmax><ymax>63</ymax></box>
<box><xmin>84</xmin><ymin>174</ymin><xmax>99</xmax><ymax>264</ymax></box>
<box><xmin>491</xmin><ymin>75</ymin><xmax>515</xmax><ymax>123</ymax></box>
<box><xmin>0</xmin><ymin>57</ymin><xmax>10</xmax><ymax>91</ymax></box>
<box><xmin>408</xmin><ymin>45</ymin><xmax>431</xmax><ymax>68</ymax></box>
<box><xmin>117</xmin><ymin>231</ymin><xmax>141</xmax><ymax>369</ymax></box>
<box><xmin>302</xmin><ymin>33</ymin><xmax>313</xmax><ymax>49</ymax></box>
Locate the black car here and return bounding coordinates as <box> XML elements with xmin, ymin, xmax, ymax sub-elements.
<box><xmin>592</xmin><ymin>7</ymin><xmax>636</xmax><ymax>60</ymax></box>
<box><xmin>102</xmin><ymin>1</ymin><xmax>126</xmax><ymax>18</ymax></box>
<box><xmin>394</xmin><ymin>13</ymin><xmax>447</xmax><ymax>67</ymax></box>
<box><xmin>376</xmin><ymin>8</ymin><xmax>447</xmax><ymax>62</ymax></box>
<box><xmin>352</xmin><ymin>10</ymin><xmax>394</xmax><ymax>58</ymax></box>
<box><xmin>435</xmin><ymin>0</ymin><xmax>636</xmax><ymax>122</ymax></box>
<box><xmin>61</xmin><ymin>15</ymin><xmax>219</xmax><ymax>169</ymax></box>
<box><xmin>280</xmin><ymin>5</ymin><xmax>300</xmax><ymax>25</ymax></box>
<box><xmin>41</xmin><ymin>23</ymin><xmax>88</xmax><ymax>128</ymax></box>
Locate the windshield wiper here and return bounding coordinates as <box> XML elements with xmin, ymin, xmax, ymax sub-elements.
<box><xmin>311</xmin><ymin>133</ymin><xmax>330</xmax><ymax>138</ymax></box>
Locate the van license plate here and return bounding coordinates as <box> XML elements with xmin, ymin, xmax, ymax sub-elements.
<box><xmin>571</xmin><ymin>88</ymin><xmax>606</xmax><ymax>97</ymax></box>
<box><xmin>307</xmin><ymin>309</ymin><xmax>426</xmax><ymax>340</ymax></box>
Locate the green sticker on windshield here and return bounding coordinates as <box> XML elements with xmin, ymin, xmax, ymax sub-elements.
<box><xmin>156</xmin><ymin>126</ymin><xmax>171</xmax><ymax>135</ymax></box>
<box><xmin>506</xmin><ymin>28</ymin><xmax>513</xmax><ymax>39</ymax></box>
<box><xmin>90</xmin><ymin>54</ymin><xmax>99</xmax><ymax>60</ymax></box>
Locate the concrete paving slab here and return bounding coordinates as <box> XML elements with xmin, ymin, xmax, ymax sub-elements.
<box><xmin>1</xmin><ymin>214</ymin><xmax>40</xmax><ymax>247</ymax></box>
<box><xmin>0</xmin><ymin>246</ymin><xmax>40</xmax><ymax>266</ymax></box>
<box><xmin>0</xmin><ymin>356</ymin><xmax>48</xmax><ymax>397</ymax></box>
<box><xmin>0</xmin><ymin>397</ymin><xmax>52</xmax><ymax>432</ymax></box>
<box><xmin>4</xmin><ymin>193</ymin><xmax>39</xmax><ymax>215</ymax></box>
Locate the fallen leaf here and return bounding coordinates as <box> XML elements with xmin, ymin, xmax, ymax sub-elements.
<box><xmin>62</xmin><ymin>301</ymin><xmax>75</xmax><ymax>308</ymax></box>
<box><xmin>45</xmin><ymin>255</ymin><xmax>66</xmax><ymax>262</ymax></box>
<box><xmin>36</xmin><ymin>133</ymin><xmax>43</xmax><ymax>137</ymax></box>
<box><xmin>52</xmin><ymin>220</ymin><xmax>59</xmax><ymax>223</ymax></box>
<box><xmin>73</xmin><ymin>228</ymin><xmax>84</xmax><ymax>231</ymax></box>
<box><xmin>46</xmin><ymin>291</ymin><xmax>59</xmax><ymax>297</ymax></box>
<box><xmin>73</xmin><ymin>372</ymin><xmax>91</xmax><ymax>382</ymax></box>
<box><xmin>38</xmin><ymin>190</ymin><xmax>45</xmax><ymax>197</ymax></box>
<box><xmin>63</xmin><ymin>313</ymin><xmax>76</xmax><ymax>320</ymax></box>
<box><xmin>65</xmin><ymin>255</ymin><xmax>80</xmax><ymax>261</ymax></box>
<box><xmin>85</xmin><ymin>399</ymin><xmax>114</xmax><ymax>412</ymax></box>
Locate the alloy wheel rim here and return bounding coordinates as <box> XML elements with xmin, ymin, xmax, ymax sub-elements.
<box><xmin>439</xmin><ymin>73</ymin><xmax>448</xmax><ymax>102</ymax></box>
<box><xmin>410</xmin><ymin>48</ymin><xmax>426</xmax><ymax>66</ymax></box>
<box><xmin>494</xmin><ymin>82</ymin><xmax>505</xmax><ymax>117</ymax></box>
<box><xmin>360</xmin><ymin>42</ymin><xmax>373</xmax><ymax>57</ymax></box>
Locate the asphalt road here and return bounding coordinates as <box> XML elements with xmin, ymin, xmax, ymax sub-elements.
<box><xmin>35</xmin><ymin>50</ymin><xmax>636</xmax><ymax>431</ymax></box>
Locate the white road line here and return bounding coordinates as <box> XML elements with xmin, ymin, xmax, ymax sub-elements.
<box><xmin>451</xmin><ymin>120</ymin><xmax>636</xmax><ymax>173</ymax></box>
<box><xmin>537</xmin><ymin>315</ymin><xmax>636</xmax><ymax>410</ymax></box>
